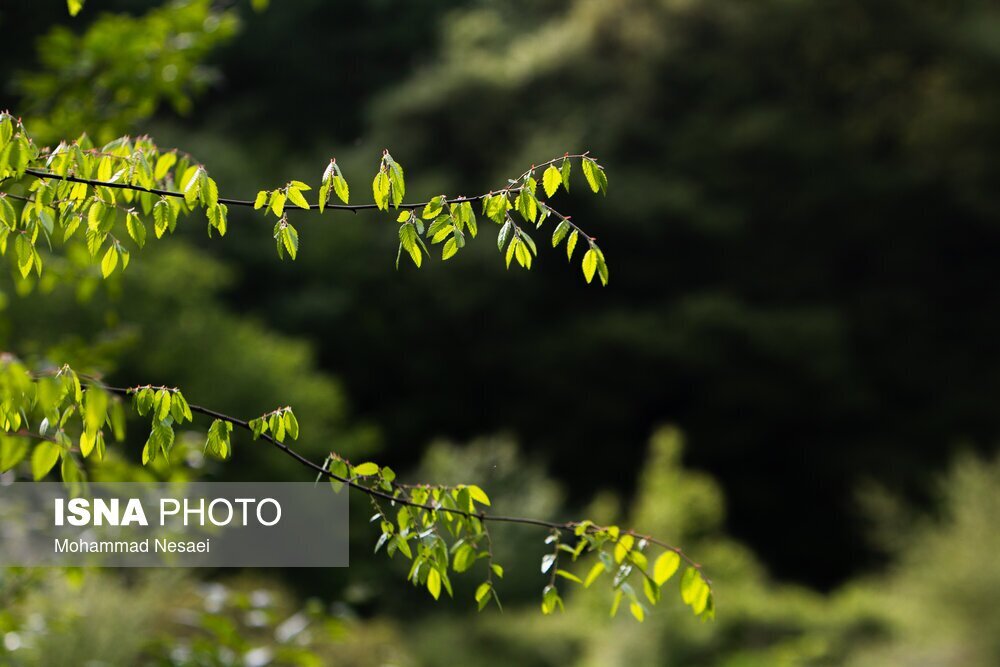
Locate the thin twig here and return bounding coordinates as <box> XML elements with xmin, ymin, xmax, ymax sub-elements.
<box><xmin>20</xmin><ymin>153</ymin><xmax>588</xmax><ymax>215</ymax></box>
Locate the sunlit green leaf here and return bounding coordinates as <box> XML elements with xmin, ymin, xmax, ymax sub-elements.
<box><xmin>353</xmin><ymin>462</ymin><xmax>380</xmax><ymax>476</ymax></box>
<box><xmin>582</xmin><ymin>248</ymin><xmax>598</xmax><ymax>283</ymax></box>
<box><xmin>427</xmin><ymin>567</ymin><xmax>442</xmax><ymax>600</ymax></box>
<box><xmin>653</xmin><ymin>551</ymin><xmax>681</xmax><ymax>585</ymax></box>
<box><xmin>101</xmin><ymin>244</ymin><xmax>119</xmax><ymax>278</ymax></box>
<box><xmin>542</xmin><ymin>165</ymin><xmax>562</xmax><ymax>198</ymax></box>
<box><xmin>31</xmin><ymin>442</ymin><xmax>61</xmax><ymax>480</ymax></box>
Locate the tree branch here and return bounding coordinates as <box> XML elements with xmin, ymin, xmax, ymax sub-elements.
<box><xmin>21</xmin><ymin>152</ymin><xmax>591</xmax><ymax>217</ymax></box>
<box><xmin>96</xmin><ymin>383</ymin><xmax>707</xmax><ymax>580</ymax></box>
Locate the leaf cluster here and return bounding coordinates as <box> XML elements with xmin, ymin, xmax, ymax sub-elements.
<box><xmin>0</xmin><ymin>113</ymin><xmax>610</xmax><ymax>285</ymax></box>
<box><xmin>0</xmin><ymin>355</ymin><xmax>711</xmax><ymax>622</ymax></box>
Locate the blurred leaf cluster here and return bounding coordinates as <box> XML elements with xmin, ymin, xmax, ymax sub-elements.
<box><xmin>14</xmin><ymin>0</ymin><xmax>238</xmax><ymax>146</ymax></box>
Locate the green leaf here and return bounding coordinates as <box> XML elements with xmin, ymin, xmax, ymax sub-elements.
<box><xmin>0</xmin><ymin>438</ymin><xmax>29</xmax><ymax>472</ymax></box>
<box><xmin>332</xmin><ymin>174</ymin><xmax>349</xmax><ymax>204</ymax></box>
<box><xmin>155</xmin><ymin>389</ymin><xmax>171</xmax><ymax>422</ymax></box>
<box><xmin>79</xmin><ymin>431</ymin><xmax>95</xmax><ymax>458</ymax></box>
<box><xmin>0</xmin><ymin>116</ymin><xmax>11</xmax><ymax>148</ymax></box>
<box><xmin>519</xmin><ymin>230</ymin><xmax>537</xmax><ymax>256</ymax></box>
<box><xmin>373</xmin><ymin>171</ymin><xmax>390</xmax><ymax>210</ymax></box>
<box><xmin>202</xmin><ymin>177</ymin><xmax>219</xmax><ymax>209</ymax></box>
<box><xmin>283</xmin><ymin>409</ymin><xmax>299</xmax><ymax>440</ymax></box>
<box><xmin>32</xmin><ymin>442</ymin><xmax>61</xmax><ymax>480</ymax></box>
<box><xmin>505</xmin><ymin>237</ymin><xmax>517</xmax><ymax>268</ymax></box>
<box><xmin>628</xmin><ymin>549</ymin><xmax>648</xmax><ymax>570</ymax></box>
<box><xmin>394</xmin><ymin>534</ymin><xmax>413</xmax><ymax>559</ymax></box>
<box><xmin>269</xmin><ymin>191</ymin><xmax>286</xmax><ymax>217</ymax></box>
<box><xmin>83</xmin><ymin>387</ymin><xmax>109</xmax><ymax>436</ymax></box>
<box><xmin>151</xmin><ymin>421</ymin><xmax>175</xmax><ymax>458</ymax></box>
<box><xmin>459</xmin><ymin>201</ymin><xmax>477</xmax><ymax>237</ymax></box>
<box><xmin>610</xmin><ymin>589</ymin><xmax>623</xmax><ymax>617</ymax></box>
<box><xmin>170</xmin><ymin>391</ymin><xmax>193</xmax><ymax>423</ymax></box>
<box><xmin>429</xmin><ymin>218</ymin><xmax>453</xmax><ymax>242</ymax></box>
<box><xmin>249</xmin><ymin>417</ymin><xmax>266</xmax><ymax>440</ymax></box>
<box><xmin>427</xmin><ymin>567</ymin><xmax>442</xmax><ymax>600</ymax></box>
<box><xmin>681</xmin><ymin>567</ymin><xmax>710</xmax><ymax>615</ymax></box>
<box><xmin>542</xmin><ymin>165</ymin><xmax>562</xmax><ymax>198</ymax></box>
<box><xmin>442</xmin><ymin>237</ymin><xmax>458</xmax><ymax>260</ymax></box>
<box><xmin>566</xmin><ymin>230</ymin><xmax>579</xmax><ymax>261</ymax></box>
<box><xmin>515</xmin><ymin>241</ymin><xmax>531</xmax><ymax>266</ymax></box>
<box><xmin>452</xmin><ymin>544</ymin><xmax>476</xmax><ymax>573</ymax></box>
<box><xmin>15</xmin><ymin>235</ymin><xmax>33</xmax><ymax>278</ymax></box>
<box><xmin>269</xmin><ymin>412</ymin><xmax>286</xmax><ymax>441</ymax></box>
<box><xmin>153</xmin><ymin>199</ymin><xmax>173</xmax><ymax>238</ymax></box>
<box><xmin>582</xmin><ymin>248</ymin><xmax>598</xmax><ymax>283</ymax></box>
<box><xmin>254</xmin><ymin>190</ymin><xmax>268</xmax><ymax>209</ymax></box>
<box><xmin>596</xmin><ymin>248</ymin><xmax>609</xmax><ymax>286</ymax></box>
<box><xmin>560</xmin><ymin>158</ymin><xmax>571</xmax><ymax>190</ymax></box>
<box><xmin>422</xmin><ymin>195</ymin><xmax>446</xmax><ymax>220</ymax></box>
<box><xmin>126</xmin><ymin>213</ymin><xmax>146</xmax><ymax>248</ymax></box>
<box><xmin>135</xmin><ymin>388</ymin><xmax>154</xmax><ymax>416</ymax></box>
<box><xmin>581</xmin><ymin>158</ymin><xmax>608</xmax><ymax>194</ymax></box>
<box><xmin>387</xmin><ymin>157</ymin><xmax>405</xmax><ymax>207</ymax></box>
<box><xmin>483</xmin><ymin>194</ymin><xmax>507</xmax><ymax>223</ymax></box>
<box><xmin>353</xmin><ymin>462</ymin><xmax>380</xmax><ymax>476</ymax></box>
<box><xmin>87</xmin><ymin>200</ymin><xmax>105</xmax><ymax>231</ymax></box>
<box><xmin>286</xmin><ymin>187</ymin><xmax>310</xmax><ymax>210</ymax></box>
<box><xmin>154</xmin><ymin>152</ymin><xmax>176</xmax><ymax>181</ymax></box>
<box><xmin>398</xmin><ymin>224</ymin><xmax>422</xmax><ymax>267</ymax></box>
<box><xmin>702</xmin><ymin>592</ymin><xmax>716</xmax><ymax>620</ymax></box>
<box><xmin>541</xmin><ymin>585</ymin><xmax>562</xmax><ymax>615</ymax></box>
<box><xmin>516</xmin><ymin>189</ymin><xmax>537</xmax><ymax>223</ymax></box>
<box><xmin>181</xmin><ymin>166</ymin><xmax>201</xmax><ymax>206</ymax></box>
<box><xmin>207</xmin><ymin>203</ymin><xmax>228</xmax><ymax>236</ymax></box>
<box><xmin>318</xmin><ymin>182</ymin><xmax>330</xmax><ymax>213</ymax></box>
<box><xmin>67</xmin><ymin>0</ymin><xmax>84</xmax><ymax>16</ymax></box>
<box><xmin>555</xmin><ymin>569</ymin><xmax>582</xmax><ymax>584</ymax></box>
<box><xmin>630</xmin><ymin>601</ymin><xmax>645</xmax><ymax>622</ymax></box>
<box><xmin>101</xmin><ymin>244</ymin><xmax>119</xmax><ymax>278</ymax></box>
<box><xmin>653</xmin><ymin>551</ymin><xmax>681</xmax><ymax>585</ymax></box>
<box><xmin>475</xmin><ymin>582</ymin><xmax>492</xmax><ymax>603</ymax></box>
<box><xmin>614</xmin><ymin>534</ymin><xmax>634</xmax><ymax>563</ymax></box>
<box><xmin>583</xmin><ymin>561</ymin><xmax>604</xmax><ymax>588</ymax></box>
<box><xmin>497</xmin><ymin>220</ymin><xmax>512</xmax><ymax>251</ymax></box>
<box><xmin>551</xmin><ymin>220</ymin><xmax>571</xmax><ymax>247</ymax></box>
<box><xmin>643</xmin><ymin>577</ymin><xmax>661</xmax><ymax>604</ymax></box>
<box><xmin>207</xmin><ymin>419</ymin><xmax>232</xmax><ymax>459</ymax></box>
<box><xmin>467</xmin><ymin>484</ymin><xmax>491</xmax><ymax>506</ymax></box>
<box><xmin>329</xmin><ymin>458</ymin><xmax>348</xmax><ymax>492</ymax></box>
<box><xmin>280</xmin><ymin>223</ymin><xmax>299</xmax><ymax>260</ymax></box>
<box><xmin>97</xmin><ymin>156</ymin><xmax>113</xmax><ymax>181</ymax></box>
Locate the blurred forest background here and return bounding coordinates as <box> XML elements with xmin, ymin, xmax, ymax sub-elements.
<box><xmin>2</xmin><ymin>0</ymin><xmax>1000</xmax><ymax>665</ymax></box>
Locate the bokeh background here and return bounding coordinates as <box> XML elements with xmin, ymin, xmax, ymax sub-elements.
<box><xmin>2</xmin><ymin>0</ymin><xmax>1000</xmax><ymax>664</ymax></box>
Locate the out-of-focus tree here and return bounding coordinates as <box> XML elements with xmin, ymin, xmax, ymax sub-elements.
<box><xmin>215</xmin><ymin>0</ymin><xmax>1000</xmax><ymax>586</ymax></box>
